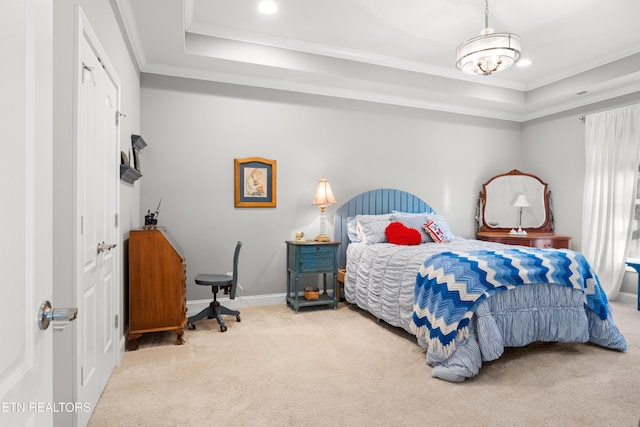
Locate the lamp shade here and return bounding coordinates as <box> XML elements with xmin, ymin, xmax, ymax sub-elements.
<box><xmin>513</xmin><ymin>194</ymin><xmax>530</xmax><ymax>208</ymax></box>
<box><xmin>313</xmin><ymin>177</ymin><xmax>337</xmax><ymax>206</ymax></box>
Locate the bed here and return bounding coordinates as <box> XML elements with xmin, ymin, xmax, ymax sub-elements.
<box><xmin>333</xmin><ymin>189</ymin><xmax>627</xmax><ymax>382</ymax></box>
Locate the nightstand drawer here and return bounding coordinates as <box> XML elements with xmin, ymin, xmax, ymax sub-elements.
<box><xmin>299</xmin><ymin>245</ymin><xmax>336</xmax><ymax>256</ymax></box>
<box><xmin>299</xmin><ymin>255</ymin><xmax>335</xmax><ymax>273</ymax></box>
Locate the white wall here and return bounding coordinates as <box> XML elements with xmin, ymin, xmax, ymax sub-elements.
<box><xmin>140</xmin><ymin>74</ymin><xmax>523</xmax><ymax>301</ymax></box>
<box><xmin>521</xmin><ymin>111</ymin><xmax>588</xmax><ymax>249</ymax></box>
<box><xmin>52</xmin><ymin>1</ymin><xmax>140</xmax><ymax>423</ymax></box>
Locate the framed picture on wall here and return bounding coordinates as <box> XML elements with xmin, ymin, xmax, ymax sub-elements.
<box><xmin>234</xmin><ymin>157</ymin><xmax>277</xmax><ymax>208</ymax></box>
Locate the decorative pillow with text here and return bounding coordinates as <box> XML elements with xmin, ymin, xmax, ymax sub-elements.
<box><xmin>425</xmin><ymin>214</ymin><xmax>454</xmax><ymax>241</ymax></box>
<box><xmin>423</xmin><ymin>220</ymin><xmax>448</xmax><ymax>243</ymax></box>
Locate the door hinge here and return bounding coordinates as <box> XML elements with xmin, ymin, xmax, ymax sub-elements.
<box><xmin>115</xmin><ymin>314</ymin><xmax>119</xmax><ymax>329</ymax></box>
<box><xmin>115</xmin><ymin>213</ymin><xmax>119</xmax><ymax>227</ymax></box>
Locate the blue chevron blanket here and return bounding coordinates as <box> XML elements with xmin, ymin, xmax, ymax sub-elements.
<box><xmin>410</xmin><ymin>248</ymin><xmax>611</xmax><ymax>357</ymax></box>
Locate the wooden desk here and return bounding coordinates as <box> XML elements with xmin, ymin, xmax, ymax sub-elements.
<box><xmin>476</xmin><ymin>231</ymin><xmax>571</xmax><ymax>249</ymax></box>
<box><xmin>128</xmin><ymin>227</ymin><xmax>187</xmax><ymax>350</ymax></box>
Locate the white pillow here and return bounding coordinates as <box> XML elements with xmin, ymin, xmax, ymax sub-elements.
<box><xmin>355</xmin><ymin>214</ymin><xmax>393</xmax><ymax>244</ymax></box>
<box><xmin>346</xmin><ymin>217</ymin><xmax>360</xmax><ymax>242</ymax></box>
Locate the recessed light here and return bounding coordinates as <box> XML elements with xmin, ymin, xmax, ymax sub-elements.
<box><xmin>258</xmin><ymin>1</ymin><xmax>278</xmax><ymax>14</ymax></box>
<box><xmin>516</xmin><ymin>59</ymin><xmax>532</xmax><ymax>67</ymax></box>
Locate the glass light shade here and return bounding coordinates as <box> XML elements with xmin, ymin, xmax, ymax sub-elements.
<box><xmin>456</xmin><ymin>32</ymin><xmax>521</xmax><ymax>75</ymax></box>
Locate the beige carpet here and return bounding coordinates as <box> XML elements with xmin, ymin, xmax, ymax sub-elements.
<box><xmin>89</xmin><ymin>301</ymin><xmax>640</xmax><ymax>427</ymax></box>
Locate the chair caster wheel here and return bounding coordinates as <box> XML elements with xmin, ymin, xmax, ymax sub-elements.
<box><xmin>220</xmin><ymin>325</ymin><xmax>227</xmax><ymax>332</ymax></box>
<box><xmin>188</xmin><ymin>323</ymin><xmax>196</xmax><ymax>330</ymax></box>
<box><xmin>236</xmin><ymin>315</ymin><xmax>241</xmax><ymax>322</ymax></box>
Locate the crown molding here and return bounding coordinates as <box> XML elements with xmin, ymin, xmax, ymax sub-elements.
<box><xmin>112</xmin><ymin>0</ymin><xmax>147</xmax><ymax>70</ymax></box>
<box><xmin>184</xmin><ymin>20</ymin><xmax>527</xmax><ymax>92</ymax></box>
<box><xmin>141</xmin><ymin>61</ymin><xmax>526</xmax><ymax>122</ymax></box>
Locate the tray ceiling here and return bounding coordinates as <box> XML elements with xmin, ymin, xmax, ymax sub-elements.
<box><xmin>115</xmin><ymin>0</ymin><xmax>640</xmax><ymax>121</ymax></box>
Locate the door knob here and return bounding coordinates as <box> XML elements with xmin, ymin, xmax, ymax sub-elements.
<box><xmin>39</xmin><ymin>301</ymin><xmax>78</xmax><ymax>332</ymax></box>
<box><xmin>97</xmin><ymin>241</ymin><xmax>117</xmax><ymax>253</ymax></box>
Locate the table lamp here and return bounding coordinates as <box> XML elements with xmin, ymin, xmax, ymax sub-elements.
<box><xmin>312</xmin><ymin>176</ymin><xmax>337</xmax><ymax>242</ymax></box>
<box><xmin>512</xmin><ymin>194</ymin><xmax>530</xmax><ymax>235</ymax></box>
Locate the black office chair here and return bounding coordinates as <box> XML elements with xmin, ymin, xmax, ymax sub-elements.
<box><xmin>187</xmin><ymin>241</ymin><xmax>242</xmax><ymax>332</ymax></box>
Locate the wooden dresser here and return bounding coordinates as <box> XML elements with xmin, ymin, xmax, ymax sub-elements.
<box><xmin>476</xmin><ymin>231</ymin><xmax>571</xmax><ymax>249</ymax></box>
<box><xmin>128</xmin><ymin>227</ymin><xmax>187</xmax><ymax>350</ymax></box>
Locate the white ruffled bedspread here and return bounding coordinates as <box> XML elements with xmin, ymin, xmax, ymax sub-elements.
<box><xmin>344</xmin><ymin>239</ymin><xmax>627</xmax><ymax>382</ymax></box>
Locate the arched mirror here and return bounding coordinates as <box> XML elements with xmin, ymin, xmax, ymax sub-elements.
<box><xmin>478</xmin><ymin>170</ymin><xmax>553</xmax><ymax>233</ymax></box>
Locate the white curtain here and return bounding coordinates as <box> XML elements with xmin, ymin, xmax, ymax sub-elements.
<box><xmin>582</xmin><ymin>104</ymin><xmax>640</xmax><ymax>298</ymax></box>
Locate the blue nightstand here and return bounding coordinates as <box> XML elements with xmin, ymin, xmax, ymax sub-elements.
<box><xmin>625</xmin><ymin>261</ymin><xmax>640</xmax><ymax>310</ymax></box>
<box><xmin>286</xmin><ymin>241</ymin><xmax>339</xmax><ymax>312</ymax></box>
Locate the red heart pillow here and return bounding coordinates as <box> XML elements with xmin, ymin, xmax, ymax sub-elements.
<box><xmin>385</xmin><ymin>222</ymin><xmax>422</xmax><ymax>245</ymax></box>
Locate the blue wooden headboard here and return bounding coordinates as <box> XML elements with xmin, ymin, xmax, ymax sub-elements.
<box><xmin>332</xmin><ymin>188</ymin><xmax>434</xmax><ymax>268</ymax></box>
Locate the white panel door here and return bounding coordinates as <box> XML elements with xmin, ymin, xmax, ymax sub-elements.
<box><xmin>75</xmin><ymin>10</ymin><xmax>119</xmax><ymax>426</ymax></box>
<box><xmin>0</xmin><ymin>0</ymin><xmax>54</xmax><ymax>425</ymax></box>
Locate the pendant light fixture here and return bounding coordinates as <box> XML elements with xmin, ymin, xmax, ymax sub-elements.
<box><xmin>455</xmin><ymin>0</ymin><xmax>521</xmax><ymax>75</ymax></box>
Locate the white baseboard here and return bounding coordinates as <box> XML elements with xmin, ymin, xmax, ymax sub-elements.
<box><xmin>186</xmin><ymin>290</ymin><xmax>340</xmax><ymax>316</ymax></box>
<box><xmin>186</xmin><ymin>293</ymin><xmax>287</xmax><ymax>317</ymax></box>
<box><xmin>613</xmin><ymin>291</ymin><xmax>638</xmax><ymax>306</ymax></box>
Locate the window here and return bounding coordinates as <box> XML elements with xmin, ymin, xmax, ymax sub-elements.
<box><xmin>629</xmin><ymin>165</ymin><xmax>640</xmax><ymax>259</ymax></box>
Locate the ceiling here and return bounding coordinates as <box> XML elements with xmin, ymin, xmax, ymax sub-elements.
<box><xmin>115</xmin><ymin>0</ymin><xmax>640</xmax><ymax>122</ymax></box>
